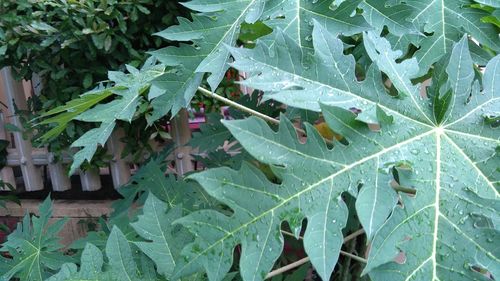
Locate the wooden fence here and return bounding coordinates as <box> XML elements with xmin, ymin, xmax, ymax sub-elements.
<box><xmin>0</xmin><ymin>67</ymin><xmax>194</xmax><ymax>193</ymax></box>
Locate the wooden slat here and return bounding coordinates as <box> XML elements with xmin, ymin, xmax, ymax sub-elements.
<box><xmin>107</xmin><ymin>128</ymin><xmax>130</xmax><ymax>189</ymax></box>
<box><xmin>0</xmin><ymin>200</ymin><xmax>113</xmax><ymax>246</ymax></box>
<box><xmin>6</xmin><ymin>148</ymin><xmax>72</xmax><ymax>165</ymax></box>
<box><xmin>171</xmin><ymin>108</ymin><xmax>194</xmax><ymax>176</ymax></box>
<box><xmin>0</xmin><ymin>67</ymin><xmax>43</xmax><ymax>191</ymax></box>
<box><xmin>47</xmin><ymin>152</ymin><xmax>71</xmax><ymax>191</ymax></box>
<box><xmin>79</xmin><ymin>169</ymin><xmax>101</xmax><ymax>191</ymax></box>
<box><xmin>0</xmin><ymin>71</ymin><xmax>189</xmax><ymax>192</ymax></box>
<box><xmin>0</xmin><ymin>112</ymin><xmax>16</xmax><ymax>190</ymax></box>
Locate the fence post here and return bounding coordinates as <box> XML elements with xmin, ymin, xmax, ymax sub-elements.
<box><xmin>0</xmin><ymin>112</ymin><xmax>16</xmax><ymax>190</ymax></box>
<box><xmin>171</xmin><ymin>109</ymin><xmax>193</xmax><ymax>176</ymax></box>
<box><xmin>47</xmin><ymin>152</ymin><xmax>71</xmax><ymax>191</ymax></box>
<box><xmin>79</xmin><ymin>169</ymin><xmax>101</xmax><ymax>191</ymax></box>
<box><xmin>0</xmin><ymin>67</ymin><xmax>43</xmax><ymax>191</ymax></box>
<box><xmin>107</xmin><ymin>128</ymin><xmax>130</xmax><ymax>188</ymax></box>
<box><xmin>23</xmin><ymin>73</ymin><xmax>72</xmax><ymax>191</ymax></box>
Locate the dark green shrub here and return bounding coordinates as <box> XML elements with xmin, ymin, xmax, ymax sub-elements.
<box><xmin>0</xmin><ymin>0</ymin><xmax>185</xmax><ymax>157</ymax></box>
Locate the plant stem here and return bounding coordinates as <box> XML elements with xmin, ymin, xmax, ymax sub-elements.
<box><xmin>340</xmin><ymin>250</ymin><xmax>367</xmax><ymax>264</ymax></box>
<box><xmin>343</xmin><ymin>229</ymin><xmax>365</xmax><ymax>242</ymax></box>
<box><xmin>280</xmin><ymin>230</ymin><xmax>302</xmax><ymax>239</ymax></box>
<box><xmin>264</xmin><ymin>250</ymin><xmax>367</xmax><ymax>279</ymax></box>
<box><xmin>197</xmin><ymin>86</ymin><xmax>333</xmax><ymax>145</ymax></box>
<box><xmin>393</xmin><ymin>185</ymin><xmax>416</xmax><ymax>195</ymax></box>
<box><xmin>268</xmin><ymin>229</ymin><xmax>366</xmax><ymax>279</ymax></box>
<box><xmin>266</xmin><ymin>257</ymin><xmax>310</xmax><ymax>279</ymax></box>
<box><xmin>197</xmin><ymin>87</ymin><xmax>278</xmax><ymax>124</ymax></box>
<box><xmin>352</xmin><ymin>231</ymin><xmax>367</xmax><ymax>280</ymax></box>
<box><xmin>340</xmin><ymin>239</ymin><xmax>356</xmax><ymax>281</ymax></box>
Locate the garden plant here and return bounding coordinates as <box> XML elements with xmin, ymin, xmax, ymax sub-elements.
<box><xmin>0</xmin><ymin>0</ymin><xmax>499</xmax><ymax>280</ymax></box>
<box><xmin>0</xmin><ymin>0</ymin><xmax>186</xmax><ymax>166</ymax></box>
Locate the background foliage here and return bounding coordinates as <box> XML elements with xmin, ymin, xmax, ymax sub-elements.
<box><xmin>0</xmin><ymin>0</ymin><xmax>186</xmax><ymax>164</ymax></box>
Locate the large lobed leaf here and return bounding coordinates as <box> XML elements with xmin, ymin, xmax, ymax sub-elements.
<box><xmin>59</xmin><ymin>60</ymin><xmax>164</xmax><ymax>174</ymax></box>
<box><xmin>37</xmin><ymin>88</ymin><xmax>113</xmax><ymax>142</ymax></box>
<box><xmin>0</xmin><ymin>197</ymin><xmax>70</xmax><ymax>281</ymax></box>
<box><xmin>147</xmin><ymin>0</ymin><xmax>371</xmax><ymax>122</ymax></box>
<box><xmin>262</xmin><ymin>0</ymin><xmax>370</xmax><ymax>49</ymax></box>
<box><xmin>230</xmin><ymin>22</ymin><xmax>430</xmax><ymax>124</ymax></box>
<box><xmin>177</xmin><ymin>24</ymin><xmax>499</xmax><ymax>281</ymax></box>
<box><xmin>131</xmin><ymin>194</ymin><xmax>192</xmax><ymax>279</ymax></box>
<box><xmin>45</xmin><ymin>158</ymin><xmax>220</xmax><ymax>281</ymax></box>
<box><xmin>41</xmin><ymin>0</ymin><xmax>500</xmax><ymax>175</ymax></box>
<box><xmin>146</xmin><ymin>0</ymin><xmax>499</xmax><ymax>123</ymax></box>
<box><xmin>45</xmin><ymin>243</ymin><xmax>107</xmax><ymax>281</ymax></box>
<box><xmin>110</xmin><ymin>152</ymin><xmax>215</xmax><ymax>219</ymax></box>
<box><xmin>382</xmin><ymin>0</ymin><xmax>500</xmax><ymax>75</ymax></box>
<box><xmin>48</xmin><ymin>227</ymin><xmax>161</xmax><ymax>281</ymax></box>
<box><xmin>33</xmin><ymin>1</ymin><xmax>499</xmax><ymax>279</ymax></box>
<box><xmin>147</xmin><ymin>0</ymin><xmax>267</xmax><ymax>122</ymax></box>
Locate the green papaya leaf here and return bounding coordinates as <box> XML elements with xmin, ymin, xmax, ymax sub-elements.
<box><xmin>32</xmin><ymin>2</ymin><xmax>500</xmax><ymax>281</ymax></box>
<box><xmin>37</xmin><ymin>88</ymin><xmax>113</xmax><ymax>142</ymax></box>
<box><xmin>46</xmin><ymin>243</ymin><xmax>107</xmax><ymax>281</ymax></box>
<box><xmin>359</xmin><ymin>0</ymin><xmax>419</xmax><ymax>36</ymax></box>
<box><xmin>0</xmin><ymin>197</ymin><xmax>70</xmax><ymax>281</ymax></box>
<box><xmin>229</xmin><ymin>24</ymin><xmax>426</xmax><ymax>124</ymax></box>
<box><xmin>111</xmin><ymin>155</ymin><xmax>216</xmax><ymax>219</ymax></box>
<box><xmin>50</xmin><ymin>229</ymin><xmax>166</xmax><ymax>281</ymax></box>
<box><xmin>263</xmin><ymin>0</ymin><xmax>370</xmax><ymax>49</ymax></box>
<box><xmin>60</xmin><ymin>60</ymin><xmax>164</xmax><ymax>174</ymax></box>
<box><xmin>131</xmin><ymin>194</ymin><xmax>192</xmax><ymax>279</ymax></box>
<box><xmin>106</xmin><ymin>227</ymin><xmax>142</xmax><ymax>281</ymax></box>
<box><xmin>190</xmin><ymin>113</ymin><xmax>233</xmax><ymax>152</ymax></box>
<box><xmin>391</xmin><ymin>0</ymin><xmax>500</xmax><ymax>75</ymax></box>
<box><xmin>148</xmin><ymin>0</ymin><xmax>267</xmax><ymax>122</ymax></box>
<box><xmin>174</xmin><ymin>23</ymin><xmax>499</xmax><ymax>281</ymax></box>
